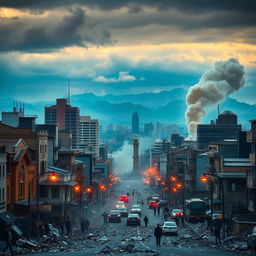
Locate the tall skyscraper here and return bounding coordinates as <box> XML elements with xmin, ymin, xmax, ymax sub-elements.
<box><xmin>132</xmin><ymin>112</ymin><xmax>139</xmax><ymax>134</ymax></box>
<box><xmin>45</xmin><ymin>98</ymin><xmax>80</xmax><ymax>149</ymax></box>
<box><xmin>79</xmin><ymin>116</ymin><xmax>99</xmax><ymax>157</ymax></box>
<box><xmin>133</xmin><ymin>137</ymin><xmax>139</xmax><ymax>174</ymax></box>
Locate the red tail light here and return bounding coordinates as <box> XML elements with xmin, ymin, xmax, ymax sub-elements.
<box><xmin>128</xmin><ymin>218</ymin><xmax>131</xmax><ymax>220</ymax></box>
<box><xmin>137</xmin><ymin>217</ymin><xmax>140</xmax><ymax>220</ymax></box>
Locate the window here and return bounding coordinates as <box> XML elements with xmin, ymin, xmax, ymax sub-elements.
<box><xmin>6</xmin><ymin>186</ymin><xmax>9</xmax><ymax>200</ymax></box>
<box><xmin>51</xmin><ymin>187</ymin><xmax>60</xmax><ymax>198</ymax></box>
<box><xmin>40</xmin><ymin>187</ymin><xmax>48</xmax><ymax>198</ymax></box>
<box><xmin>2</xmin><ymin>188</ymin><xmax>5</xmax><ymax>201</ymax></box>
<box><xmin>19</xmin><ymin>165</ymin><xmax>25</xmax><ymax>173</ymax></box>
<box><xmin>44</xmin><ymin>144</ymin><xmax>47</xmax><ymax>153</ymax></box>
<box><xmin>19</xmin><ymin>181</ymin><xmax>25</xmax><ymax>199</ymax></box>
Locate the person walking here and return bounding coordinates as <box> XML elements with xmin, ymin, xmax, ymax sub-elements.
<box><xmin>66</xmin><ymin>216</ymin><xmax>72</xmax><ymax>235</ymax></box>
<box><xmin>180</xmin><ymin>214</ymin><xmax>185</xmax><ymax>227</ymax></box>
<box><xmin>80</xmin><ymin>218</ymin><xmax>86</xmax><ymax>237</ymax></box>
<box><xmin>102</xmin><ymin>211</ymin><xmax>108</xmax><ymax>226</ymax></box>
<box><xmin>153</xmin><ymin>207</ymin><xmax>156</xmax><ymax>216</ymax></box>
<box><xmin>154</xmin><ymin>224</ymin><xmax>163</xmax><ymax>246</ymax></box>
<box><xmin>175</xmin><ymin>215</ymin><xmax>180</xmax><ymax>227</ymax></box>
<box><xmin>84</xmin><ymin>218</ymin><xmax>90</xmax><ymax>233</ymax></box>
<box><xmin>2</xmin><ymin>224</ymin><xmax>14</xmax><ymax>255</ymax></box>
<box><xmin>157</xmin><ymin>206</ymin><xmax>160</xmax><ymax>216</ymax></box>
<box><xmin>214</xmin><ymin>225</ymin><xmax>221</xmax><ymax>245</ymax></box>
<box><xmin>143</xmin><ymin>216</ymin><xmax>149</xmax><ymax>227</ymax></box>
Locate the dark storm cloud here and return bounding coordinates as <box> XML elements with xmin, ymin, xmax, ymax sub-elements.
<box><xmin>0</xmin><ymin>7</ymin><xmax>112</xmax><ymax>52</ymax></box>
<box><xmin>1</xmin><ymin>0</ymin><xmax>256</xmax><ymax>14</ymax></box>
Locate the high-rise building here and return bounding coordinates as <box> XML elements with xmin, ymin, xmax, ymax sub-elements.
<box><xmin>144</xmin><ymin>122</ymin><xmax>154</xmax><ymax>137</ymax></box>
<box><xmin>79</xmin><ymin>116</ymin><xmax>99</xmax><ymax>157</ymax></box>
<box><xmin>132</xmin><ymin>112</ymin><xmax>139</xmax><ymax>134</ymax></box>
<box><xmin>45</xmin><ymin>99</ymin><xmax>80</xmax><ymax>149</ymax></box>
<box><xmin>133</xmin><ymin>137</ymin><xmax>139</xmax><ymax>174</ymax></box>
<box><xmin>197</xmin><ymin>111</ymin><xmax>242</xmax><ymax>150</ymax></box>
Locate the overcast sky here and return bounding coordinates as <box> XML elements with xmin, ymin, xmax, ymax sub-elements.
<box><xmin>0</xmin><ymin>0</ymin><xmax>255</xmax><ymax>103</ymax></box>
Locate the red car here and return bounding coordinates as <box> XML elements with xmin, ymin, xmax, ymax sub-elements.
<box><xmin>149</xmin><ymin>200</ymin><xmax>158</xmax><ymax>209</ymax></box>
<box><xmin>120</xmin><ymin>195</ymin><xmax>129</xmax><ymax>203</ymax></box>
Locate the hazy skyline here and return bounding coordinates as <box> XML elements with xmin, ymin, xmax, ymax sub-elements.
<box><xmin>0</xmin><ymin>0</ymin><xmax>255</xmax><ymax>104</ymax></box>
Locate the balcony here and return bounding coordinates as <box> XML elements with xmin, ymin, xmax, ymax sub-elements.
<box><xmin>247</xmin><ymin>131</ymin><xmax>256</xmax><ymax>143</ymax></box>
<box><xmin>247</xmin><ymin>172</ymin><xmax>256</xmax><ymax>188</ymax></box>
<box><xmin>248</xmin><ymin>199</ymin><xmax>256</xmax><ymax>213</ymax></box>
<box><xmin>249</xmin><ymin>153</ymin><xmax>256</xmax><ymax>166</ymax></box>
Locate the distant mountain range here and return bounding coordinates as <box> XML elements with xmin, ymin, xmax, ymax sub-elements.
<box><xmin>0</xmin><ymin>88</ymin><xmax>255</xmax><ymax>126</ymax></box>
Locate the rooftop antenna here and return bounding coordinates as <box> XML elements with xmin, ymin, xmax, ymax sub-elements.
<box><xmin>67</xmin><ymin>80</ymin><xmax>70</xmax><ymax>104</ymax></box>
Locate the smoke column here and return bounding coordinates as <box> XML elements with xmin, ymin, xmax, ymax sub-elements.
<box><xmin>185</xmin><ymin>58</ymin><xmax>245</xmax><ymax>140</ymax></box>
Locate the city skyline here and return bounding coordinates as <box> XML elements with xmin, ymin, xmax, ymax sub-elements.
<box><xmin>0</xmin><ymin>0</ymin><xmax>255</xmax><ymax>105</ymax></box>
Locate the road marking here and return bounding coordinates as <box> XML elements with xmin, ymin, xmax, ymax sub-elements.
<box><xmin>137</xmin><ymin>226</ymin><xmax>154</xmax><ymax>250</ymax></box>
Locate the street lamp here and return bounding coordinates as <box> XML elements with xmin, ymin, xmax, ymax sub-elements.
<box><xmin>73</xmin><ymin>184</ymin><xmax>82</xmax><ymax>221</ymax></box>
<box><xmin>32</xmin><ymin>171</ymin><xmax>58</xmax><ymax>241</ymax></box>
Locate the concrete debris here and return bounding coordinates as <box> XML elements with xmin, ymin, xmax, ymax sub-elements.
<box><xmin>16</xmin><ymin>238</ymin><xmax>38</xmax><ymax>248</ymax></box>
<box><xmin>99</xmin><ymin>246</ymin><xmax>112</xmax><ymax>254</ymax></box>
<box><xmin>98</xmin><ymin>235</ymin><xmax>109</xmax><ymax>242</ymax></box>
<box><xmin>183</xmin><ymin>234</ymin><xmax>192</xmax><ymax>239</ymax></box>
<box><xmin>131</xmin><ymin>236</ymin><xmax>143</xmax><ymax>241</ymax></box>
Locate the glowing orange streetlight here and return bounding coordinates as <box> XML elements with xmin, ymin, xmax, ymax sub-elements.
<box><xmin>86</xmin><ymin>186</ymin><xmax>92</xmax><ymax>193</ymax></box>
<box><xmin>171</xmin><ymin>176</ymin><xmax>177</xmax><ymax>182</ymax></box>
<box><xmin>172</xmin><ymin>186</ymin><xmax>178</xmax><ymax>193</ymax></box>
<box><xmin>74</xmin><ymin>185</ymin><xmax>81</xmax><ymax>192</ymax></box>
<box><xmin>48</xmin><ymin>172</ymin><xmax>58</xmax><ymax>182</ymax></box>
<box><xmin>100</xmin><ymin>184</ymin><xmax>106</xmax><ymax>191</ymax></box>
<box><xmin>177</xmin><ymin>182</ymin><xmax>183</xmax><ymax>189</ymax></box>
<box><xmin>200</xmin><ymin>174</ymin><xmax>208</xmax><ymax>183</ymax></box>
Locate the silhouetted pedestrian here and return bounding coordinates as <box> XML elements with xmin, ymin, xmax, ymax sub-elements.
<box><xmin>153</xmin><ymin>207</ymin><xmax>156</xmax><ymax>216</ymax></box>
<box><xmin>175</xmin><ymin>215</ymin><xmax>180</xmax><ymax>226</ymax></box>
<box><xmin>2</xmin><ymin>224</ymin><xmax>14</xmax><ymax>255</ymax></box>
<box><xmin>180</xmin><ymin>214</ymin><xmax>185</xmax><ymax>226</ymax></box>
<box><xmin>157</xmin><ymin>206</ymin><xmax>160</xmax><ymax>216</ymax></box>
<box><xmin>214</xmin><ymin>225</ymin><xmax>221</xmax><ymax>245</ymax></box>
<box><xmin>154</xmin><ymin>224</ymin><xmax>163</xmax><ymax>246</ymax></box>
<box><xmin>102</xmin><ymin>211</ymin><xmax>108</xmax><ymax>226</ymax></box>
<box><xmin>143</xmin><ymin>216</ymin><xmax>149</xmax><ymax>227</ymax></box>
<box><xmin>66</xmin><ymin>216</ymin><xmax>72</xmax><ymax>235</ymax></box>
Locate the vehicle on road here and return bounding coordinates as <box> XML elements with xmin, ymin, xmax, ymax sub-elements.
<box><xmin>130</xmin><ymin>205</ymin><xmax>142</xmax><ymax>215</ymax></box>
<box><xmin>184</xmin><ymin>198</ymin><xmax>207</xmax><ymax>221</ymax></box>
<box><xmin>119</xmin><ymin>207</ymin><xmax>128</xmax><ymax>217</ymax></box>
<box><xmin>120</xmin><ymin>194</ymin><xmax>129</xmax><ymax>203</ymax></box>
<box><xmin>161</xmin><ymin>221</ymin><xmax>178</xmax><ymax>235</ymax></box>
<box><xmin>170</xmin><ymin>209</ymin><xmax>183</xmax><ymax>218</ymax></box>
<box><xmin>108</xmin><ymin>210</ymin><xmax>121</xmax><ymax>222</ymax></box>
<box><xmin>115</xmin><ymin>201</ymin><xmax>126</xmax><ymax>209</ymax></box>
<box><xmin>127</xmin><ymin>213</ymin><xmax>141</xmax><ymax>226</ymax></box>
<box><xmin>149</xmin><ymin>200</ymin><xmax>158</xmax><ymax>209</ymax></box>
<box><xmin>158</xmin><ymin>200</ymin><xmax>168</xmax><ymax>208</ymax></box>
<box><xmin>152</xmin><ymin>196</ymin><xmax>160</xmax><ymax>202</ymax></box>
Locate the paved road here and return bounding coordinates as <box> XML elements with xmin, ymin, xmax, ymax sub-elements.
<box><xmin>21</xmin><ymin>175</ymin><xmax>242</xmax><ymax>256</ymax></box>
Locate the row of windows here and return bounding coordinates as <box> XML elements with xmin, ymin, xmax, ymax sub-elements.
<box><xmin>0</xmin><ymin>165</ymin><xmax>6</xmax><ymax>180</ymax></box>
<box><xmin>40</xmin><ymin>144</ymin><xmax>47</xmax><ymax>154</ymax></box>
<box><xmin>40</xmin><ymin>187</ymin><xmax>60</xmax><ymax>198</ymax></box>
<box><xmin>0</xmin><ymin>188</ymin><xmax>5</xmax><ymax>202</ymax></box>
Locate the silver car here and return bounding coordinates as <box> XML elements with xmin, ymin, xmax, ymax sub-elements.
<box><xmin>161</xmin><ymin>221</ymin><xmax>178</xmax><ymax>235</ymax></box>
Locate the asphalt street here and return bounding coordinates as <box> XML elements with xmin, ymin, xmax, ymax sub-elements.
<box><xmin>21</xmin><ymin>175</ymin><xmax>243</xmax><ymax>256</ymax></box>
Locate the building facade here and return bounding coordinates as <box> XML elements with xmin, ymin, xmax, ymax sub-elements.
<box><xmin>197</xmin><ymin>111</ymin><xmax>242</xmax><ymax>150</ymax></box>
<box><xmin>45</xmin><ymin>99</ymin><xmax>80</xmax><ymax>149</ymax></box>
<box><xmin>0</xmin><ymin>146</ymin><xmax>6</xmax><ymax>213</ymax></box>
<box><xmin>247</xmin><ymin>120</ymin><xmax>256</xmax><ymax>213</ymax></box>
<box><xmin>79</xmin><ymin>116</ymin><xmax>99</xmax><ymax>157</ymax></box>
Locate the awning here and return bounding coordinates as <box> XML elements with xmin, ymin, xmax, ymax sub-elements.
<box><xmin>0</xmin><ymin>211</ymin><xmax>16</xmax><ymax>225</ymax></box>
<box><xmin>39</xmin><ymin>180</ymin><xmax>78</xmax><ymax>186</ymax></box>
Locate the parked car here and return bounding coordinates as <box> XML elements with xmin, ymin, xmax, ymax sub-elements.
<box><xmin>115</xmin><ymin>201</ymin><xmax>126</xmax><ymax>209</ymax></box>
<box><xmin>246</xmin><ymin>226</ymin><xmax>256</xmax><ymax>250</ymax></box>
<box><xmin>119</xmin><ymin>207</ymin><xmax>128</xmax><ymax>217</ymax></box>
<box><xmin>152</xmin><ymin>196</ymin><xmax>160</xmax><ymax>202</ymax></box>
<box><xmin>158</xmin><ymin>200</ymin><xmax>168</xmax><ymax>208</ymax></box>
<box><xmin>108</xmin><ymin>210</ymin><xmax>121</xmax><ymax>222</ymax></box>
<box><xmin>120</xmin><ymin>195</ymin><xmax>129</xmax><ymax>203</ymax></box>
<box><xmin>161</xmin><ymin>221</ymin><xmax>178</xmax><ymax>235</ymax></box>
<box><xmin>131</xmin><ymin>205</ymin><xmax>142</xmax><ymax>215</ymax></box>
<box><xmin>127</xmin><ymin>213</ymin><xmax>141</xmax><ymax>226</ymax></box>
<box><xmin>170</xmin><ymin>209</ymin><xmax>183</xmax><ymax>218</ymax></box>
<box><xmin>149</xmin><ymin>201</ymin><xmax>158</xmax><ymax>209</ymax></box>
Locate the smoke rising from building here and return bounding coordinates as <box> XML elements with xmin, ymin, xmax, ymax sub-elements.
<box><xmin>112</xmin><ymin>136</ymin><xmax>154</xmax><ymax>175</ymax></box>
<box><xmin>185</xmin><ymin>58</ymin><xmax>245</xmax><ymax>140</ymax></box>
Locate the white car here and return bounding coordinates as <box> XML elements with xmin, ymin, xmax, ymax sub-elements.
<box><xmin>130</xmin><ymin>204</ymin><xmax>142</xmax><ymax>215</ymax></box>
<box><xmin>161</xmin><ymin>221</ymin><xmax>178</xmax><ymax>235</ymax></box>
<box><xmin>116</xmin><ymin>201</ymin><xmax>126</xmax><ymax>209</ymax></box>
